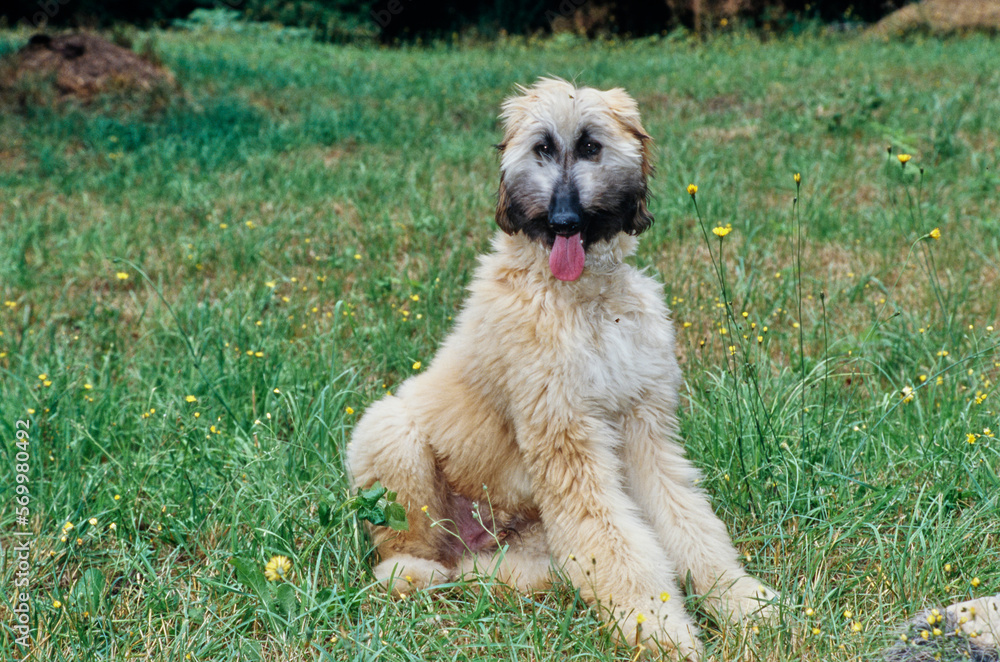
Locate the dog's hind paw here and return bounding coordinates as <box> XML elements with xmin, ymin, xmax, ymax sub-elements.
<box><xmin>705</xmin><ymin>574</ymin><xmax>780</xmax><ymax>624</ymax></box>
<box><xmin>616</xmin><ymin>605</ymin><xmax>704</xmax><ymax>661</ymax></box>
<box><xmin>374</xmin><ymin>555</ymin><xmax>451</xmax><ymax>595</ymax></box>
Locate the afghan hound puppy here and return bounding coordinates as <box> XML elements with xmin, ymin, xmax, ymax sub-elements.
<box><xmin>347</xmin><ymin>78</ymin><xmax>777</xmax><ymax>659</ymax></box>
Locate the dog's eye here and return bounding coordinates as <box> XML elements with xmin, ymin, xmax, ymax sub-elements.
<box><xmin>578</xmin><ymin>140</ymin><xmax>602</xmax><ymax>159</ymax></box>
<box><xmin>533</xmin><ymin>142</ymin><xmax>553</xmax><ymax>158</ymax></box>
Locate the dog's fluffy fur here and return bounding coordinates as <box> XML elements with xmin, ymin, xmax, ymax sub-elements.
<box><xmin>347</xmin><ymin>78</ymin><xmax>775</xmax><ymax>659</ymax></box>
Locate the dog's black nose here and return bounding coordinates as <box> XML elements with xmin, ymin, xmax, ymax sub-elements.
<box><xmin>548</xmin><ymin>181</ymin><xmax>583</xmax><ymax>236</ymax></box>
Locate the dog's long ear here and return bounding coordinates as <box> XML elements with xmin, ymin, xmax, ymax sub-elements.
<box><xmin>494</xmin><ymin>150</ymin><xmax>516</xmax><ymax>235</ymax></box>
<box><xmin>604</xmin><ymin>88</ymin><xmax>655</xmax><ymax>236</ymax></box>
<box><xmin>627</xmin><ymin>135</ymin><xmax>654</xmax><ymax>236</ymax></box>
<box><xmin>495</xmin><ymin>89</ymin><xmax>531</xmax><ymax>234</ymax></box>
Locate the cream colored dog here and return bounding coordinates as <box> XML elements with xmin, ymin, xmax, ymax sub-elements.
<box><xmin>347</xmin><ymin>78</ymin><xmax>776</xmax><ymax>659</ymax></box>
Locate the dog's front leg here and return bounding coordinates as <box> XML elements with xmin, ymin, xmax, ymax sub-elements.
<box><xmin>517</xmin><ymin>415</ymin><xmax>702</xmax><ymax>660</ymax></box>
<box><xmin>347</xmin><ymin>395</ymin><xmax>453</xmax><ymax>593</ymax></box>
<box><xmin>621</xmin><ymin>403</ymin><xmax>778</xmax><ymax>625</ymax></box>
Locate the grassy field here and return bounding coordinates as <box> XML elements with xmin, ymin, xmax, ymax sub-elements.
<box><xmin>1</xmin><ymin>23</ymin><xmax>998</xmax><ymax>661</ymax></box>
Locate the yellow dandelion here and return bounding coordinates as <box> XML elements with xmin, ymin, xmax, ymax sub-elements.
<box><xmin>967</xmin><ymin>433</ymin><xmax>978</xmax><ymax>444</ymax></box>
<box><xmin>794</xmin><ymin>172</ymin><xmax>801</xmax><ymax>184</ymax></box>
<box><xmin>345</xmin><ymin>406</ymin><xmax>355</xmax><ymax>415</ymax></box>
<box><xmin>264</xmin><ymin>555</ymin><xmax>292</xmax><ymax>582</ymax></box>
<box><xmin>971</xmin><ymin>577</ymin><xmax>980</xmax><ymax>587</ymax></box>
<box><xmin>852</xmin><ymin>621</ymin><xmax>863</xmax><ymax>632</ymax></box>
<box><xmin>185</xmin><ymin>395</ymin><xmax>198</xmax><ymax>403</ymax></box>
<box><xmin>89</xmin><ymin>518</ymin><xmax>98</xmax><ymax>526</ymax></box>
<box><xmin>62</xmin><ymin>521</ymin><xmax>74</xmax><ymax>532</ymax></box>
<box><xmin>53</xmin><ymin>600</ymin><xmax>62</xmax><ymax>609</ymax></box>
<box><xmin>898</xmin><ymin>154</ymin><xmax>912</xmax><ymax>164</ymax></box>
<box><xmin>900</xmin><ymin>386</ymin><xmax>914</xmax><ymax>403</ymax></box>
<box><xmin>116</xmin><ymin>272</ymin><xmax>129</xmax><ymax>280</ymax></box>
<box><xmin>929</xmin><ymin>228</ymin><xmax>941</xmax><ymax>240</ymax></box>
<box><xmin>805</xmin><ymin>608</ymin><xmax>815</xmax><ymax>617</ymax></box>
<box><xmin>660</xmin><ymin>592</ymin><xmax>670</xmax><ymax>602</ymax></box>
<box><xmin>944</xmin><ymin>563</ymin><xmax>952</xmax><ymax>573</ymax></box>
<box><xmin>812</xmin><ymin>627</ymin><xmax>821</xmax><ymax>635</ymax></box>
<box><xmin>712</xmin><ymin>225</ymin><xmax>732</xmax><ymax>238</ymax></box>
<box><xmin>109</xmin><ymin>522</ymin><xmax>117</xmax><ymax>531</ymax></box>
<box><xmin>686</xmin><ymin>184</ymin><xmax>698</xmax><ymax>196</ymax></box>
<box><xmin>636</xmin><ymin>613</ymin><xmax>646</xmax><ymax>625</ymax></box>
<box><xmin>412</xmin><ymin>361</ymin><xmax>422</xmax><ymax>370</ymax></box>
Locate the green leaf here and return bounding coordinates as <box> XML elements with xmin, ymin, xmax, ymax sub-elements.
<box><xmin>230</xmin><ymin>557</ymin><xmax>268</xmax><ymax>598</ymax></box>
<box><xmin>384</xmin><ymin>502</ymin><xmax>409</xmax><ymax>531</ymax></box>
<box><xmin>275</xmin><ymin>583</ymin><xmax>298</xmax><ymax>618</ymax></box>
<box><xmin>72</xmin><ymin>568</ymin><xmax>106</xmax><ymax>613</ymax></box>
<box><xmin>359</xmin><ymin>481</ymin><xmax>387</xmax><ymax>503</ymax></box>
<box><xmin>356</xmin><ymin>503</ymin><xmax>386</xmax><ymax>526</ymax></box>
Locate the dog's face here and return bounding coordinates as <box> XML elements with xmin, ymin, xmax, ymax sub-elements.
<box><xmin>495</xmin><ymin>78</ymin><xmax>653</xmax><ymax>281</ymax></box>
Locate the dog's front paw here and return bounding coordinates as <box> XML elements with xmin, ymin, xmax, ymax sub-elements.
<box><xmin>706</xmin><ymin>574</ymin><xmax>780</xmax><ymax>624</ymax></box>
<box><xmin>615</xmin><ymin>604</ymin><xmax>703</xmax><ymax>661</ymax></box>
<box><xmin>373</xmin><ymin>555</ymin><xmax>451</xmax><ymax>595</ymax></box>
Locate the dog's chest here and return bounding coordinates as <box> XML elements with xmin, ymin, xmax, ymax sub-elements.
<box><xmin>571</xmin><ymin>305</ymin><xmax>676</xmax><ymax>412</ymax></box>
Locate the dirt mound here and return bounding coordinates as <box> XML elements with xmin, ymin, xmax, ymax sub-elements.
<box><xmin>0</xmin><ymin>32</ymin><xmax>175</xmax><ymax>100</ymax></box>
<box><xmin>871</xmin><ymin>0</ymin><xmax>1000</xmax><ymax>36</ymax></box>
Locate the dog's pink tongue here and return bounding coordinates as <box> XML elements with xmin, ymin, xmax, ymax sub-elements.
<box><xmin>549</xmin><ymin>233</ymin><xmax>585</xmax><ymax>281</ymax></box>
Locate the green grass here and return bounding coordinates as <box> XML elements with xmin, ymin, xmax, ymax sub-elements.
<box><xmin>1</xmin><ymin>25</ymin><xmax>998</xmax><ymax>661</ymax></box>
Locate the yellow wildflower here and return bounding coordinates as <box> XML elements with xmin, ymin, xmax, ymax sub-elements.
<box><xmin>712</xmin><ymin>225</ymin><xmax>732</xmax><ymax>238</ymax></box>
<box><xmin>116</xmin><ymin>272</ymin><xmax>129</xmax><ymax>280</ymax></box>
<box><xmin>185</xmin><ymin>395</ymin><xmax>198</xmax><ymax>403</ymax></box>
<box><xmin>264</xmin><ymin>555</ymin><xmax>292</xmax><ymax>582</ymax></box>
<box><xmin>686</xmin><ymin>184</ymin><xmax>698</xmax><ymax>196</ymax></box>
<box><xmin>898</xmin><ymin>154</ymin><xmax>912</xmax><ymax>164</ymax></box>
<box><xmin>929</xmin><ymin>228</ymin><xmax>941</xmax><ymax>240</ymax></box>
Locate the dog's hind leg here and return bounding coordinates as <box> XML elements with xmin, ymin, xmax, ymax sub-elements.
<box><xmin>346</xmin><ymin>395</ymin><xmax>452</xmax><ymax>593</ymax></box>
<box><xmin>622</xmin><ymin>404</ymin><xmax>779</xmax><ymax>624</ymax></box>
<box><xmin>455</xmin><ymin>519</ymin><xmax>553</xmax><ymax>592</ymax></box>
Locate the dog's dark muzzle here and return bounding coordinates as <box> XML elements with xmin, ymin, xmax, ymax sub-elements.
<box><xmin>548</xmin><ymin>181</ymin><xmax>583</xmax><ymax>236</ymax></box>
